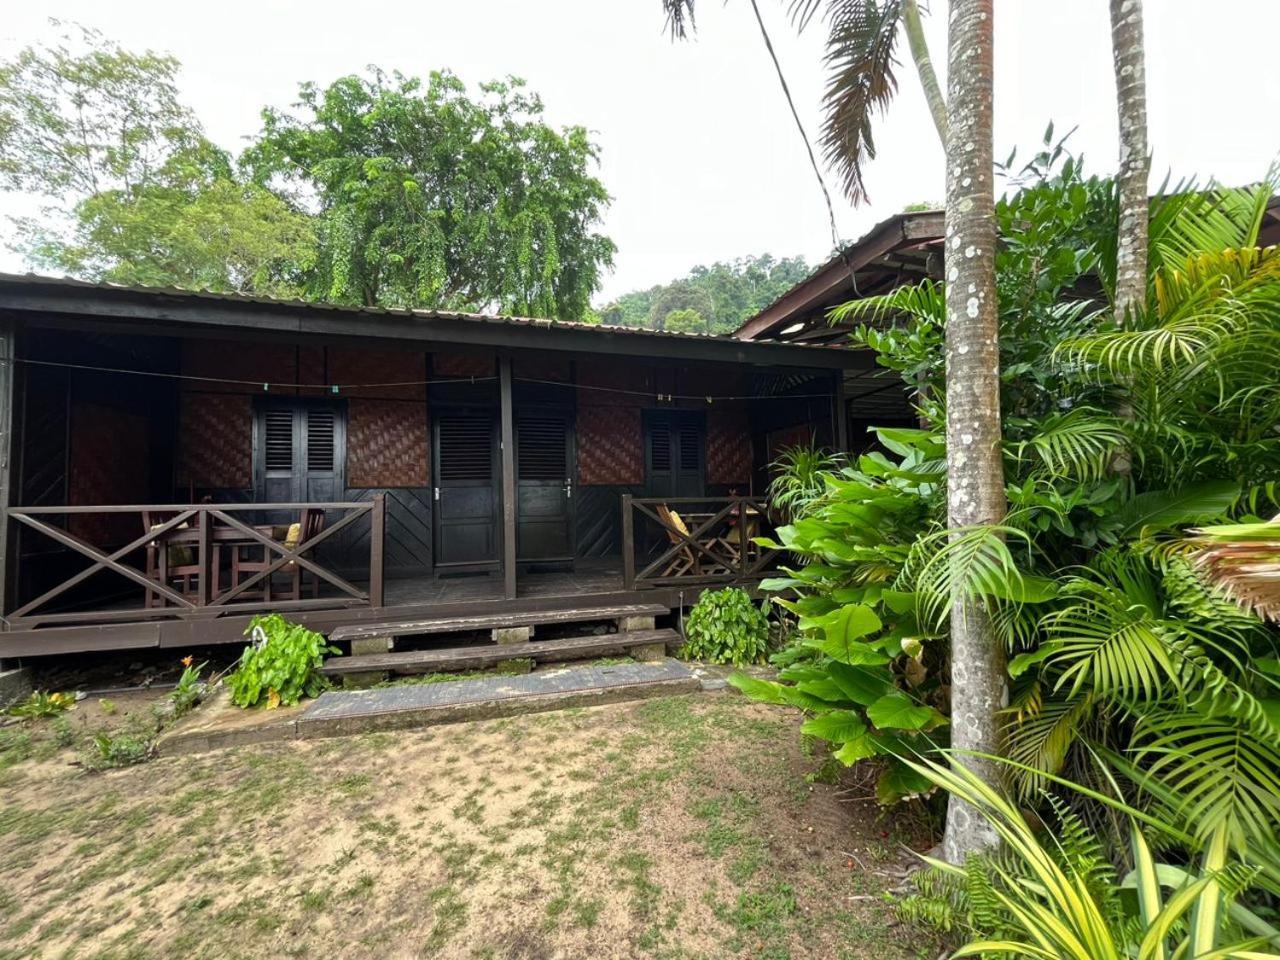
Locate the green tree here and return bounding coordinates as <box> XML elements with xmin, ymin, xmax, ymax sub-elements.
<box><xmin>0</xmin><ymin>24</ymin><xmax>316</xmax><ymax>296</ymax></box>
<box><xmin>662</xmin><ymin>307</ymin><xmax>707</xmax><ymax>333</ymax></box>
<box><xmin>247</xmin><ymin>69</ymin><xmax>614</xmax><ymax>318</ymax></box>
<box><xmin>648</xmin><ymin>280</ymin><xmax>716</xmax><ymax>330</ymax></box>
<box><xmin>663</xmin><ymin>0</ymin><xmax>947</xmax><ymax>202</ymax></box>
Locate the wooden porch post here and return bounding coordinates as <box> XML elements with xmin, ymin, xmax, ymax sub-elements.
<box><xmin>0</xmin><ymin>316</ymin><xmax>15</xmax><ymax>623</ymax></box>
<box><xmin>621</xmin><ymin>494</ymin><xmax>635</xmax><ymax>589</ymax></box>
<box><xmin>499</xmin><ymin>357</ymin><xmax>517</xmax><ymax>600</ymax></box>
<box><xmin>370</xmin><ymin>493</ymin><xmax>385</xmax><ymax>608</ymax></box>
<box><xmin>831</xmin><ymin>370</ymin><xmax>849</xmax><ymax>453</ymax></box>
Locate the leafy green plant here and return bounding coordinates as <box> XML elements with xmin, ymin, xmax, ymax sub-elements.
<box><xmin>682</xmin><ymin>588</ymin><xmax>771</xmax><ymax>666</ymax></box>
<box><xmin>228</xmin><ymin>614</ymin><xmax>338</xmax><ymax>709</ymax></box>
<box><xmin>83</xmin><ymin>731</ymin><xmax>153</xmax><ymax>770</ymax></box>
<box><xmin>6</xmin><ymin>690</ymin><xmax>76</xmax><ymax>719</ymax></box>
<box><xmin>767</xmin><ymin>442</ymin><xmax>841</xmax><ymax>521</ymax></box>
<box><xmin>168</xmin><ymin>658</ymin><xmax>207</xmax><ymax>719</ymax></box>
<box><xmin>900</xmin><ymin>756</ymin><xmax>1280</xmax><ymax>959</ymax></box>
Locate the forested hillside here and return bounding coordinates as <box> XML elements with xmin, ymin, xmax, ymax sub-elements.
<box><xmin>596</xmin><ymin>254</ymin><xmax>810</xmax><ymax>334</ymax></box>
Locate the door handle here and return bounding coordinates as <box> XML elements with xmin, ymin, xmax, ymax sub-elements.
<box><xmin>564</xmin><ymin>480</ymin><xmax>573</xmax><ymax>499</ymax></box>
<box><xmin>433</xmin><ymin>487</ymin><xmax>440</xmax><ymax>502</ymax></box>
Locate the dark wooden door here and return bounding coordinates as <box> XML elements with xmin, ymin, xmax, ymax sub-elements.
<box><xmin>255</xmin><ymin>402</ymin><xmax>344</xmax><ymax>506</ymax></box>
<box><xmin>516</xmin><ymin>411</ymin><xmax>574</xmax><ymax>563</ymax></box>
<box><xmin>644</xmin><ymin>411</ymin><xmax>705</xmax><ymax>499</ymax></box>
<box><xmin>433</xmin><ymin>411</ymin><xmax>499</xmax><ymax>571</ymax></box>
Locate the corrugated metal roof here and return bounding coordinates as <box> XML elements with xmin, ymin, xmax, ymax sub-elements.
<box><xmin>0</xmin><ymin>270</ymin><xmax>838</xmax><ymax>351</ymax></box>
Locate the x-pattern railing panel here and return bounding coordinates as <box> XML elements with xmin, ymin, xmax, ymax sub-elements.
<box><xmin>622</xmin><ymin>496</ymin><xmax>781</xmax><ymax>589</ymax></box>
<box><xmin>3</xmin><ymin>499</ymin><xmax>386</xmax><ymax>623</ymax></box>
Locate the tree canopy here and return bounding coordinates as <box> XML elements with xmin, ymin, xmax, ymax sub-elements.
<box><xmin>0</xmin><ymin>26</ymin><xmax>615</xmax><ymax>319</ymax></box>
<box><xmin>246</xmin><ymin>70</ymin><xmax>615</xmax><ymax>317</ymax></box>
<box><xmin>598</xmin><ymin>253</ymin><xmax>810</xmax><ymax>334</ymax></box>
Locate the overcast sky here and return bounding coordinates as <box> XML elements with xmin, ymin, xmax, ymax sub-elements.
<box><xmin>2</xmin><ymin>1</ymin><xmax>1278</xmax><ymax>303</ymax></box>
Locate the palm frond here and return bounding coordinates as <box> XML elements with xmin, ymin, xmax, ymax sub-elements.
<box><xmin>1014</xmin><ymin>407</ymin><xmax>1127</xmax><ymax>482</ymax></box>
<box><xmin>903</xmin><ymin>524</ymin><xmax>1044</xmax><ymax>630</ymax></box>
<box><xmin>1187</xmin><ymin>516</ymin><xmax>1280</xmax><ymax>622</ymax></box>
<box><xmin>831</xmin><ymin>277</ymin><xmax>945</xmax><ymax>327</ymax></box>
<box><xmin>1003</xmin><ymin>694</ymin><xmax>1096</xmax><ymax>799</ymax></box>
<box><xmin>1134</xmin><ymin>711</ymin><xmax>1280</xmax><ymax>852</ymax></box>
<box><xmin>661</xmin><ymin>0</ymin><xmax>697</xmax><ymax>38</ymax></box>
<box><xmin>817</xmin><ymin>0</ymin><xmax>904</xmax><ymax>205</ymax></box>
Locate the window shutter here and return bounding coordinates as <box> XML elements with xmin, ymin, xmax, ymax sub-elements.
<box><xmin>517</xmin><ymin>416</ymin><xmax>567</xmax><ymax>481</ymax></box>
<box><xmin>650</xmin><ymin>426</ymin><xmax>672</xmax><ymax>472</ymax></box>
<box><xmin>306</xmin><ymin>409</ymin><xmax>335</xmax><ymax>472</ymax></box>
<box><xmin>439</xmin><ymin>416</ymin><xmax>492</xmax><ymax>481</ymax></box>
<box><xmin>678</xmin><ymin>423</ymin><xmax>701</xmax><ymax>471</ymax></box>
<box><xmin>264</xmin><ymin>409</ymin><xmax>293</xmax><ymax>472</ymax></box>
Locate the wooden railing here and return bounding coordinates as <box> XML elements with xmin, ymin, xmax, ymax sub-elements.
<box><xmin>621</xmin><ymin>496</ymin><xmax>780</xmax><ymax>589</ymax></box>
<box><xmin>4</xmin><ymin>497</ymin><xmax>385</xmax><ymax>627</ymax></box>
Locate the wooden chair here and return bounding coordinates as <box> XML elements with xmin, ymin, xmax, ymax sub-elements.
<box><xmin>231</xmin><ymin>508</ymin><xmax>326</xmax><ymax>602</ymax></box>
<box><xmin>142</xmin><ymin>510</ymin><xmax>201</xmax><ymax>607</ymax></box>
<box><xmin>655</xmin><ymin>504</ymin><xmax>699</xmax><ymax>578</ymax></box>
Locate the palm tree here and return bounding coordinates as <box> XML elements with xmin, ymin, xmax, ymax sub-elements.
<box><xmin>1109</xmin><ymin>0</ymin><xmax>1150</xmax><ymax>325</ymax></box>
<box><xmin>661</xmin><ymin>0</ymin><xmax>946</xmax><ymax>204</ymax></box>
<box><xmin>937</xmin><ymin>0</ymin><xmax>1006</xmax><ymax>864</ymax></box>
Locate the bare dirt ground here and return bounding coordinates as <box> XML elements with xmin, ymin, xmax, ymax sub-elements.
<box><xmin>0</xmin><ymin>692</ymin><xmax>938</xmax><ymax>960</ymax></box>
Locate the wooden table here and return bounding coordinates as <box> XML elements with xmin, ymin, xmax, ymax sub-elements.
<box><xmin>158</xmin><ymin>523</ymin><xmax>277</xmax><ymax>602</ymax></box>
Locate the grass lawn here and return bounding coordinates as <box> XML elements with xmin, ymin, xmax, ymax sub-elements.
<box><xmin>0</xmin><ymin>691</ymin><xmax>936</xmax><ymax>960</ymax></box>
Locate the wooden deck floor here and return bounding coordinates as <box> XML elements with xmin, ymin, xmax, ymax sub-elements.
<box><xmin>382</xmin><ymin>559</ymin><xmax>624</xmax><ymax>606</ymax></box>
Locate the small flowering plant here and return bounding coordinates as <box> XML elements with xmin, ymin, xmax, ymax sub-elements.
<box><xmin>168</xmin><ymin>656</ymin><xmax>207</xmax><ymax>719</ymax></box>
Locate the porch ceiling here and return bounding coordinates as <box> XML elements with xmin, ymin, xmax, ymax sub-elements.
<box><xmin>0</xmin><ymin>272</ymin><xmax>871</xmax><ymax>372</ymax></box>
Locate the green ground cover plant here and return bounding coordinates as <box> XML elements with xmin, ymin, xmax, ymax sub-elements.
<box><xmin>682</xmin><ymin>587</ymin><xmax>772</xmax><ymax>666</ymax></box>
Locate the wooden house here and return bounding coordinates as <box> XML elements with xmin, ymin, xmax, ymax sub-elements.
<box><xmin>0</xmin><ymin>273</ymin><xmax>912</xmax><ymax>660</ymax></box>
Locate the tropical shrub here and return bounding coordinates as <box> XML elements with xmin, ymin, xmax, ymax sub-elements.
<box><xmin>228</xmin><ymin>614</ymin><xmax>337</xmax><ymax>708</ymax></box>
<box><xmin>682</xmin><ymin>587</ymin><xmax>772</xmax><ymax>665</ymax></box>
<box><xmin>732</xmin><ymin>141</ymin><xmax>1280</xmax><ymax>910</ymax></box>
<box><xmin>900</xmin><ymin>757</ymin><xmax>1280</xmax><ymax>959</ymax></box>
<box><xmin>767</xmin><ymin>442</ymin><xmax>842</xmax><ymax>521</ymax></box>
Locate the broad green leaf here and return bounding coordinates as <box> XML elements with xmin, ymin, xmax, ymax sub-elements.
<box><xmin>867</xmin><ymin>692</ymin><xmax>945</xmax><ymax>731</ymax></box>
<box><xmin>833</xmin><ymin>729</ymin><xmax>879</xmax><ymax>765</ymax></box>
<box><xmin>826</xmin><ymin>661</ymin><xmax>895</xmax><ymax>706</ymax></box>
<box><xmin>801</xmin><ymin>709</ymin><xmax>867</xmax><ymax>743</ymax></box>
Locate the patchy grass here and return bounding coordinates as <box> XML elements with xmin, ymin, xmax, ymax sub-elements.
<box><xmin>0</xmin><ymin>694</ymin><xmax>934</xmax><ymax>959</ymax></box>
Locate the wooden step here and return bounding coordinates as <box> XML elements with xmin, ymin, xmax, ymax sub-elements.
<box><xmin>328</xmin><ymin>603</ymin><xmax>670</xmax><ymax>644</ymax></box>
<box><xmin>320</xmin><ymin>628</ymin><xmax>679</xmax><ymax>676</ymax></box>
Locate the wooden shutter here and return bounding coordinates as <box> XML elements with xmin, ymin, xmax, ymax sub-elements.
<box><xmin>264</xmin><ymin>409</ymin><xmax>293</xmax><ymax>472</ymax></box>
<box><xmin>517</xmin><ymin>415</ymin><xmax>567</xmax><ymax>481</ymax></box>
<box><xmin>677</xmin><ymin>422</ymin><xmax>702</xmax><ymax>472</ymax></box>
<box><xmin>649</xmin><ymin>426</ymin><xmax>672</xmax><ymax>473</ymax></box>
<box><xmin>439</xmin><ymin>415</ymin><xmax>493</xmax><ymax>481</ymax></box>
<box><xmin>306</xmin><ymin>409</ymin><xmax>335</xmax><ymax>471</ymax></box>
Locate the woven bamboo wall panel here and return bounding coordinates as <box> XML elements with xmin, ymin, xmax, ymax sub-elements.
<box><xmin>181</xmin><ymin>339</ymin><xmax>298</xmax><ymax>394</ymax></box>
<box><xmin>68</xmin><ymin>402</ymin><xmax>150</xmax><ymax>543</ymax></box>
<box><xmin>348</xmin><ymin>399</ymin><xmax>429</xmax><ymax>488</ymax></box>
<box><xmin>330</xmin><ymin>348</ymin><xmax>426</xmax><ymax>400</ymax></box>
<box><xmin>577</xmin><ymin>361</ymin><xmax>651</xmax><ymax>407</ymax></box>
<box><xmin>433</xmin><ymin>353</ymin><xmax>494</xmax><ymax>379</ymax></box>
<box><xmin>577</xmin><ymin>406</ymin><xmax>643</xmax><ymax>485</ymax></box>
<box><xmin>178</xmin><ymin>393</ymin><xmax>252</xmax><ymax>490</ymax></box>
<box><xmin>296</xmin><ymin>346</ymin><xmax>327</xmax><ymax>396</ymax></box>
<box><xmin>767</xmin><ymin>423</ymin><xmax>816</xmax><ymax>464</ymax></box>
<box><xmin>707</xmin><ymin>411</ymin><xmax>752</xmax><ymax>485</ymax></box>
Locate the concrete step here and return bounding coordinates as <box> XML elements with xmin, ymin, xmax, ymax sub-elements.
<box><xmin>328</xmin><ymin>603</ymin><xmax>670</xmax><ymax>646</ymax></box>
<box><xmin>320</xmin><ymin>628</ymin><xmax>678</xmax><ymax>677</ymax></box>
<box><xmin>296</xmin><ymin>660</ymin><xmax>700</xmax><ymax>739</ymax></box>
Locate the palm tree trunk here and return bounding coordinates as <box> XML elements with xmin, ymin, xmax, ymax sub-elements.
<box><xmin>1110</xmin><ymin>0</ymin><xmax>1149</xmax><ymax>326</ymax></box>
<box><xmin>940</xmin><ymin>0</ymin><xmax>1007</xmax><ymax>865</ymax></box>
<box><xmin>903</xmin><ymin>0</ymin><xmax>947</xmax><ymax>145</ymax></box>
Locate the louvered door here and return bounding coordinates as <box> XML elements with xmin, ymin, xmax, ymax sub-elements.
<box><xmin>255</xmin><ymin>403</ymin><xmax>344</xmax><ymax>506</ymax></box>
<box><xmin>516</xmin><ymin>411</ymin><xmax>574</xmax><ymax>564</ymax></box>
<box><xmin>644</xmin><ymin>412</ymin><xmax>705</xmax><ymax>499</ymax></box>
<box><xmin>433</xmin><ymin>411</ymin><xmax>499</xmax><ymax>570</ymax></box>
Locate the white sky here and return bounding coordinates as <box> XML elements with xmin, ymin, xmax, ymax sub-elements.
<box><xmin>2</xmin><ymin>1</ymin><xmax>1278</xmax><ymax>303</ymax></box>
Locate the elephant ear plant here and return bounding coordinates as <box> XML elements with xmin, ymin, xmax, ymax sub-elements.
<box><xmin>229</xmin><ymin>614</ymin><xmax>339</xmax><ymax>709</ymax></box>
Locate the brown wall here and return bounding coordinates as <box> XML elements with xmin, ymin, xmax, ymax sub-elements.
<box><xmin>177</xmin><ymin>340</ymin><xmax>430</xmax><ymax>492</ymax></box>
